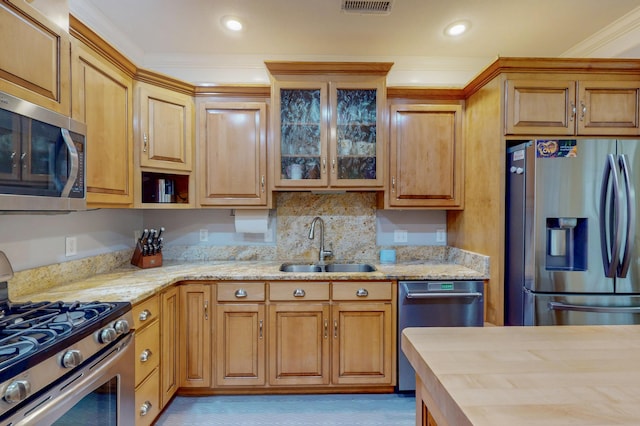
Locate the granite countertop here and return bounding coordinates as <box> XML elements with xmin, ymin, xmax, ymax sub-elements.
<box><xmin>12</xmin><ymin>259</ymin><xmax>488</xmax><ymax>305</ymax></box>
<box><xmin>402</xmin><ymin>325</ymin><xmax>640</xmax><ymax>426</ymax></box>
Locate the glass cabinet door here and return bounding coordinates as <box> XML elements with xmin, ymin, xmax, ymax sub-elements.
<box><xmin>275</xmin><ymin>82</ymin><xmax>328</xmax><ymax>187</ymax></box>
<box><xmin>330</xmin><ymin>81</ymin><xmax>383</xmax><ymax>187</ymax></box>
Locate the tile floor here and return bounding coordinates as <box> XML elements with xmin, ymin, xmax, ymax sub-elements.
<box><xmin>155</xmin><ymin>393</ymin><xmax>416</xmax><ymax>426</ymax></box>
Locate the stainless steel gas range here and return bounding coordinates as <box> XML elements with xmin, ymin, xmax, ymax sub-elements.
<box><xmin>0</xmin><ymin>251</ymin><xmax>135</xmax><ymax>425</ymax></box>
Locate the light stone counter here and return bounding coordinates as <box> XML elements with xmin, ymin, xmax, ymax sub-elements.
<box><xmin>11</xmin><ymin>259</ymin><xmax>488</xmax><ymax>305</ymax></box>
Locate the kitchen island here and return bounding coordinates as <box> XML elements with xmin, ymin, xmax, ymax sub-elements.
<box><xmin>402</xmin><ymin>325</ymin><xmax>640</xmax><ymax>426</ymax></box>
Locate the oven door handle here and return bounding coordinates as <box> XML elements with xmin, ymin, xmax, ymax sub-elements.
<box><xmin>405</xmin><ymin>292</ymin><xmax>483</xmax><ymax>299</ymax></box>
<box><xmin>8</xmin><ymin>333</ymin><xmax>134</xmax><ymax>426</ymax></box>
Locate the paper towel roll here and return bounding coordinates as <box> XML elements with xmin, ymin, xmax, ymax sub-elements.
<box><xmin>234</xmin><ymin>209</ymin><xmax>269</xmax><ymax>233</ymax></box>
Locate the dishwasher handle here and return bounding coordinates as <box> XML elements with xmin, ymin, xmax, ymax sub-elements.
<box><xmin>405</xmin><ymin>291</ymin><xmax>483</xmax><ymax>299</ymax></box>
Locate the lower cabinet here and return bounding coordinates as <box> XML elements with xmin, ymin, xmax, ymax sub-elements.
<box><xmin>160</xmin><ymin>286</ymin><xmax>179</xmax><ymax>406</ymax></box>
<box><xmin>175</xmin><ymin>280</ymin><xmax>396</xmax><ymax>392</ymax></box>
<box><xmin>214</xmin><ymin>282</ymin><xmax>266</xmax><ymax>386</ymax></box>
<box><xmin>132</xmin><ymin>295</ymin><xmax>160</xmax><ymax>426</ymax></box>
<box><xmin>179</xmin><ymin>283</ymin><xmax>212</xmax><ymax>388</ymax></box>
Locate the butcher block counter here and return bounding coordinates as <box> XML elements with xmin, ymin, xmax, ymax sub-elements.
<box><xmin>402</xmin><ymin>325</ymin><xmax>640</xmax><ymax>426</ymax></box>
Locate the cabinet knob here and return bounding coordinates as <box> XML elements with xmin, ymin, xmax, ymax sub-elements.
<box><xmin>140</xmin><ymin>401</ymin><xmax>152</xmax><ymax>416</ymax></box>
<box><xmin>139</xmin><ymin>309</ymin><xmax>152</xmax><ymax>321</ymax></box>
<box><xmin>235</xmin><ymin>289</ymin><xmax>248</xmax><ymax>298</ymax></box>
<box><xmin>580</xmin><ymin>101</ymin><xmax>587</xmax><ymax>121</ymax></box>
<box><xmin>140</xmin><ymin>349</ymin><xmax>152</xmax><ymax>363</ymax></box>
<box><xmin>293</xmin><ymin>288</ymin><xmax>306</xmax><ymax>297</ymax></box>
<box><xmin>570</xmin><ymin>101</ymin><xmax>576</xmax><ymax>121</ymax></box>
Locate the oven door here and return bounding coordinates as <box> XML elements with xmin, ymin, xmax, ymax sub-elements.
<box><xmin>4</xmin><ymin>333</ymin><xmax>135</xmax><ymax>426</ymax></box>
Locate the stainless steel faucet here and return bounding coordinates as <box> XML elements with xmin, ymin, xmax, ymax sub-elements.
<box><xmin>309</xmin><ymin>216</ymin><xmax>333</xmax><ymax>265</ymax></box>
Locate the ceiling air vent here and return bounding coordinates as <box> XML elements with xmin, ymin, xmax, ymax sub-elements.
<box><xmin>341</xmin><ymin>0</ymin><xmax>393</xmax><ymax>15</ymax></box>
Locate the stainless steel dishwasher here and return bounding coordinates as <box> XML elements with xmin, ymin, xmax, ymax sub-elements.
<box><xmin>397</xmin><ymin>280</ymin><xmax>484</xmax><ymax>391</ymax></box>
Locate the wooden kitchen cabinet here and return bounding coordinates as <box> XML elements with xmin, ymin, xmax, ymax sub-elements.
<box><xmin>132</xmin><ymin>295</ymin><xmax>160</xmax><ymax>426</ymax></box>
<box><xmin>70</xmin><ymin>35</ymin><xmax>134</xmax><ymax>207</ymax></box>
<box><xmin>505</xmin><ymin>79</ymin><xmax>640</xmax><ymax>136</ymax></box>
<box><xmin>160</xmin><ymin>286</ymin><xmax>179</xmax><ymax>408</ymax></box>
<box><xmin>331</xmin><ymin>281</ymin><xmax>394</xmax><ymax>385</ymax></box>
<box><xmin>197</xmin><ymin>101</ymin><xmax>269</xmax><ymax>207</ymax></box>
<box><xmin>136</xmin><ymin>81</ymin><xmax>193</xmax><ymax>171</ymax></box>
<box><xmin>267</xmin><ymin>62</ymin><xmax>390</xmax><ymax>190</ymax></box>
<box><xmin>268</xmin><ymin>281</ymin><xmax>331</xmax><ymax>386</ymax></box>
<box><xmin>387</xmin><ymin>104</ymin><xmax>464</xmax><ymax>209</ymax></box>
<box><xmin>214</xmin><ymin>282</ymin><xmax>266</xmax><ymax>386</ymax></box>
<box><xmin>179</xmin><ymin>283</ymin><xmax>211</xmax><ymax>388</ymax></box>
<box><xmin>134</xmin><ymin>81</ymin><xmax>195</xmax><ymax>208</ymax></box>
<box><xmin>0</xmin><ymin>0</ymin><xmax>71</xmax><ymax>115</ymax></box>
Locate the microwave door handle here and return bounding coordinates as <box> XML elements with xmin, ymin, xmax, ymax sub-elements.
<box><xmin>617</xmin><ymin>154</ymin><xmax>635</xmax><ymax>278</ymax></box>
<box><xmin>60</xmin><ymin>128</ymin><xmax>79</xmax><ymax>197</ymax></box>
<box><xmin>548</xmin><ymin>301</ymin><xmax>640</xmax><ymax>314</ymax></box>
<box><xmin>599</xmin><ymin>154</ymin><xmax>621</xmax><ymax>278</ymax></box>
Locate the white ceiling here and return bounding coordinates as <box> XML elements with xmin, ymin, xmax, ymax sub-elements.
<box><xmin>69</xmin><ymin>0</ymin><xmax>640</xmax><ymax>87</ymax></box>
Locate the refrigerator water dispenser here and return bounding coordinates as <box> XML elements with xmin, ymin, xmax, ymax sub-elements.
<box><xmin>546</xmin><ymin>218</ymin><xmax>587</xmax><ymax>271</ymax></box>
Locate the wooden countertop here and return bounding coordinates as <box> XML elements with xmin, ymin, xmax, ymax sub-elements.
<box><xmin>11</xmin><ymin>260</ymin><xmax>487</xmax><ymax>305</ymax></box>
<box><xmin>402</xmin><ymin>325</ymin><xmax>640</xmax><ymax>426</ymax></box>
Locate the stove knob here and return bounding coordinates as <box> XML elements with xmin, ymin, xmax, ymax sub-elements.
<box><xmin>114</xmin><ymin>319</ymin><xmax>130</xmax><ymax>335</ymax></box>
<box><xmin>4</xmin><ymin>380</ymin><xmax>30</xmax><ymax>404</ymax></box>
<box><xmin>62</xmin><ymin>349</ymin><xmax>84</xmax><ymax>368</ymax></box>
<box><xmin>99</xmin><ymin>327</ymin><xmax>117</xmax><ymax>344</ymax></box>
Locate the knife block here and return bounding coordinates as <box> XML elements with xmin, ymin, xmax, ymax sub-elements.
<box><xmin>131</xmin><ymin>244</ymin><xmax>163</xmax><ymax>269</ymax></box>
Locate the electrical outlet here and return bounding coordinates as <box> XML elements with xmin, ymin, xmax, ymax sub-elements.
<box><xmin>393</xmin><ymin>229</ymin><xmax>408</xmax><ymax>243</ymax></box>
<box><xmin>436</xmin><ymin>229</ymin><xmax>447</xmax><ymax>243</ymax></box>
<box><xmin>65</xmin><ymin>236</ymin><xmax>77</xmax><ymax>257</ymax></box>
<box><xmin>199</xmin><ymin>229</ymin><xmax>208</xmax><ymax>242</ymax></box>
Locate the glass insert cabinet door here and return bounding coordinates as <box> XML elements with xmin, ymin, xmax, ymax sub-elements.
<box><xmin>277</xmin><ymin>83</ymin><xmax>328</xmax><ymax>187</ymax></box>
<box><xmin>331</xmin><ymin>82</ymin><xmax>382</xmax><ymax>187</ymax></box>
<box><xmin>274</xmin><ymin>79</ymin><xmax>384</xmax><ymax>188</ymax></box>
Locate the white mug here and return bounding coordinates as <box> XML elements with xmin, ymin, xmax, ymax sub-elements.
<box><xmin>289</xmin><ymin>164</ymin><xmax>303</xmax><ymax>179</ymax></box>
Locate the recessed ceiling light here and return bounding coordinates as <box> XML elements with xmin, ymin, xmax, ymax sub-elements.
<box><xmin>221</xmin><ymin>16</ymin><xmax>243</xmax><ymax>31</ymax></box>
<box><xmin>444</xmin><ymin>20</ymin><xmax>470</xmax><ymax>37</ymax></box>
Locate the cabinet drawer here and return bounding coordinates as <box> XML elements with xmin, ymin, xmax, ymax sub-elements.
<box><xmin>332</xmin><ymin>281</ymin><xmax>392</xmax><ymax>301</ymax></box>
<box><xmin>132</xmin><ymin>295</ymin><xmax>159</xmax><ymax>330</ymax></box>
<box><xmin>217</xmin><ymin>282</ymin><xmax>265</xmax><ymax>302</ymax></box>
<box><xmin>269</xmin><ymin>282</ymin><xmax>329</xmax><ymax>301</ymax></box>
<box><xmin>135</xmin><ymin>319</ymin><xmax>160</xmax><ymax>385</ymax></box>
<box><xmin>135</xmin><ymin>367</ymin><xmax>160</xmax><ymax>426</ymax></box>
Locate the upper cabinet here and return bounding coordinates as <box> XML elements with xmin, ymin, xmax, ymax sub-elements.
<box><xmin>0</xmin><ymin>0</ymin><xmax>71</xmax><ymax>115</ymax></box>
<box><xmin>133</xmin><ymin>79</ymin><xmax>195</xmax><ymax>208</ymax></box>
<box><xmin>267</xmin><ymin>62</ymin><xmax>391</xmax><ymax>190</ymax></box>
<box><xmin>136</xmin><ymin>81</ymin><xmax>193</xmax><ymax>172</ymax></box>
<box><xmin>505</xmin><ymin>78</ymin><xmax>640</xmax><ymax>136</ymax></box>
<box><xmin>386</xmin><ymin>103</ymin><xmax>464</xmax><ymax>209</ymax></box>
<box><xmin>70</xmin><ymin>32</ymin><xmax>134</xmax><ymax>208</ymax></box>
<box><xmin>197</xmin><ymin>100</ymin><xmax>269</xmax><ymax>207</ymax></box>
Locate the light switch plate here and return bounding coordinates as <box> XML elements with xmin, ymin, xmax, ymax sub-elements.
<box><xmin>436</xmin><ymin>229</ymin><xmax>446</xmax><ymax>243</ymax></box>
<box><xmin>65</xmin><ymin>236</ymin><xmax>77</xmax><ymax>257</ymax></box>
<box><xmin>199</xmin><ymin>229</ymin><xmax>208</xmax><ymax>242</ymax></box>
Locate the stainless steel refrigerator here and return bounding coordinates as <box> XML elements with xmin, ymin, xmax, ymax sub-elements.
<box><xmin>505</xmin><ymin>139</ymin><xmax>640</xmax><ymax>326</ymax></box>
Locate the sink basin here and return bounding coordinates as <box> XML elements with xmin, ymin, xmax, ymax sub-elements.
<box><xmin>279</xmin><ymin>263</ymin><xmax>376</xmax><ymax>273</ymax></box>
<box><xmin>324</xmin><ymin>263</ymin><xmax>376</xmax><ymax>272</ymax></box>
<box><xmin>279</xmin><ymin>263</ymin><xmax>323</xmax><ymax>273</ymax></box>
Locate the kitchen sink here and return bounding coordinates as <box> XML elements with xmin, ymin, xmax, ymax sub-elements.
<box><xmin>324</xmin><ymin>263</ymin><xmax>376</xmax><ymax>272</ymax></box>
<box><xmin>279</xmin><ymin>263</ymin><xmax>376</xmax><ymax>273</ymax></box>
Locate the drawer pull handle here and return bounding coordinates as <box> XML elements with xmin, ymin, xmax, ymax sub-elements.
<box><xmin>293</xmin><ymin>288</ymin><xmax>306</xmax><ymax>297</ymax></box>
<box><xmin>334</xmin><ymin>319</ymin><xmax>338</xmax><ymax>338</ymax></box>
<box><xmin>324</xmin><ymin>319</ymin><xmax>328</xmax><ymax>339</ymax></box>
<box><xmin>235</xmin><ymin>289</ymin><xmax>248</xmax><ymax>298</ymax></box>
<box><xmin>259</xmin><ymin>319</ymin><xmax>263</xmax><ymax>339</ymax></box>
<box><xmin>140</xmin><ymin>349</ymin><xmax>152</xmax><ymax>363</ymax></box>
<box><xmin>139</xmin><ymin>309</ymin><xmax>152</xmax><ymax>321</ymax></box>
<box><xmin>140</xmin><ymin>400</ymin><xmax>152</xmax><ymax>416</ymax></box>
<box><xmin>356</xmin><ymin>288</ymin><xmax>369</xmax><ymax>297</ymax></box>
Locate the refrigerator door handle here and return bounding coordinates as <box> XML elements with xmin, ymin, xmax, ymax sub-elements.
<box><xmin>617</xmin><ymin>154</ymin><xmax>636</xmax><ymax>278</ymax></box>
<box><xmin>599</xmin><ymin>154</ymin><xmax>622</xmax><ymax>278</ymax></box>
<box><xmin>548</xmin><ymin>301</ymin><xmax>640</xmax><ymax>314</ymax></box>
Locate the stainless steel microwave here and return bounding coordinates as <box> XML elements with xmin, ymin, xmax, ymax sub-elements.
<box><xmin>0</xmin><ymin>91</ymin><xmax>86</xmax><ymax>211</ymax></box>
